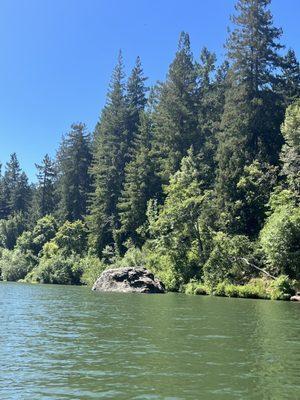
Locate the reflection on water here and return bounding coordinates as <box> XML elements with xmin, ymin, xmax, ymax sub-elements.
<box><xmin>0</xmin><ymin>282</ymin><xmax>299</xmax><ymax>399</ymax></box>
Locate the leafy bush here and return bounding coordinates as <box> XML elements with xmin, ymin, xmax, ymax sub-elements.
<box><xmin>33</xmin><ymin>253</ymin><xmax>81</xmax><ymax>285</ymax></box>
<box><xmin>116</xmin><ymin>245</ymin><xmax>145</xmax><ymax>268</ymax></box>
<box><xmin>53</xmin><ymin>220</ymin><xmax>88</xmax><ymax>256</ymax></box>
<box><xmin>0</xmin><ymin>248</ymin><xmax>32</xmax><ymax>281</ymax></box>
<box><xmin>184</xmin><ymin>280</ymin><xmax>209</xmax><ymax>295</ymax></box>
<box><xmin>238</xmin><ymin>279</ymin><xmax>269</xmax><ymax>299</ymax></box>
<box><xmin>79</xmin><ymin>255</ymin><xmax>107</xmax><ymax>286</ymax></box>
<box><xmin>224</xmin><ymin>284</ymin><xmax>239</xmax><ymax>298</ymax></box>
<box><xmin>214</xmin><ymin>281</ymin><xmax>227</xmax><ymax>296</ymax></box>
<box><xmin>204</xmin><ymin>277</ymin><xmax>294</xmax><ymax>301</ymax></box>
<box><xmin>16</xmin><ymin>215</ymin><xmax>58</xmax><ymax>256</ymax></box>
<box><xmin>269</xmin><ymin>275</ymin><xmax>296</xmax><ymax>300</ymax></box>
<box><xmin>260</xmin><ymin>203</ymin><xmax>300</xmax><ymax>279</ymax></box>
<box><xmin>203</xmin><ymin>232</ymin><xmax>256</xmax><ymax>287</ymax></box>
<box><xmin>143</xmin><ymin>249</ymin><xmax>181</xmax><ymax>291</ymax></box>
<box><xmin>0</xmin><ymin>213</ymin><xmax>27</xmax><ymax>250</ymax></box>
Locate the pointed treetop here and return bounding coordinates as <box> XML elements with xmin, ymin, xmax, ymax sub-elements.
<box><xmin>226</xmin><ymin>0</ymin><xmax>283</xmax><ymax>90</ymax></box>
<box><xmin>107</xmin><ymin>50</ymin><xmax>126</xmax><ymax>107</ymax></box>
<box><xmin>127</xmin><ymin>56</ymin><xmax>148</xmax><ymax>111</ymax></box>
<box><xmin>177</xmin><ymin>31</ymin><xmax>191</xmax><ymax>54</ymax></box>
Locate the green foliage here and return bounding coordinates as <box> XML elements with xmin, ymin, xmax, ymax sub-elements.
<box><xmin>215</xmin><ymin>0</ymin><xmax>285</xmax><ymax>236</ymax></box>
<box><xmin>260</xmin><ymin>201</ymin><xmax>300</xmax><ymax>279</ymax></box>
<box><xmin>235</xmin><ymin>161</ymin><xmax>278</xmax><ymax>236</ymax></box>
<box><xmin>116</xmin><ymin>112</ymin><xmax>159</xmax><ymax>250</ymax></box>
<box><xmin>184</xmin><ymin>277</ymin><xmax>292</xmax><ymax>300</ymax></box>
<box><xmin>151</xmin><ymin>32</ymin><xmax>199</xmax><ymax>184</ymax></box>
<box><xmin>276</xmin><ymin>49</ymin><xmax>300</xmax><ymax>107</ymax></box>
<box><xmin>79</xmin><ymin>255</ymin><xmax>107</xmax><ymax>286</ymax></box>
<box><xmin>280</xmin><ymin>99</ymin><xmax>300</xmax><ymax>196</ymax></box>
<box><xmin>269</xmin><ymin>275</ymin><xmax>296</xmax><ymax>300</ymax></box>
<box><xmin>143</xmin><ymin>248</ymin><xmax>182</xmax><ymax>292</ymax></box>
<box><xmin>88</xmin><ymin>62</ymin><xmax>126</xmax><ymax>252</ymax></box>
<box><xmin>0</xmin><ymin>248</ymin><xmax>32</xmax><ymax>281</ymax></box>
<box><xmin>115</xmin><ymin>243</ymin><xmax>145</xmax><ymax>268</ymax></box>
<box><xmin>203</xmin><ymin>232</ymin><xmax>256</xmax><ymax>288</ymax></box>
<box><xmin>34</xmin><ymin>154</ymin><xmax>57</xmax><ymax>218</ymax></box>
<box><xmin>57</xmin><ymin>123</ymin><xmax>92</xmax><ymax>222</ymax></box>
<box><xmin>1</xmin><ymin>153</ymin><xmax>32</xmax><ymax>217</ymax></box>
<box><xmin>147</xmin><ymin>149</ymin><xmax>214</xmax><ymax>287</ymax></box>
<box><xmin>53</xmin><ymin>220</ymin><xmax>88</xmax><ymax>256</ymax></box>
<box><xmin>33</xmin><ymin>253</ymin><xmax>81</xmax><ymax>285</ymax></box>
<box><xmin>0</xmin><ymin>213</ymin><xmax>27</xmax><ymax>250</ymax></box>
<box><xmin>16</xmin><ymin>215</ymin><xmax>58</xmax><ymax>256</ymax></box>
<box><xmin>184</xmin><ymin>280</ymin><xmax>210</xmax><ymax>295</ymax></box>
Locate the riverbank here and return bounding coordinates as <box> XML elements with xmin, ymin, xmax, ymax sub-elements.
<box><xmin>2</xmin><ymin>271</ymin><xmax>298</xmax><ymax>303</ymax></box>
<box><xmin>184</xmin><ymin>275</ymin><xmax>298</xmax><ymax>301</ymax></box>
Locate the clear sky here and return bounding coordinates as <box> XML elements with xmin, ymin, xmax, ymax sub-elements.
<box><xmin>0</xmin><ymin>0</ymin><xmax>299</xmax><ymax>181</ymax></box>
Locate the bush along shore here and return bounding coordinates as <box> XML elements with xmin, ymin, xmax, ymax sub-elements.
<box><xmin>0</xmin><ymin>0</ymin><xmax>300</xmax><ymax>299</ymax></box>
<box><xmin>184</xmin><ymin>276</ymin><xmax>298</xmax><ymax>301</ymax></box>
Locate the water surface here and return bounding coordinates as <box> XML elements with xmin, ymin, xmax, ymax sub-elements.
<box><xmin>0</xmin><ymin>282</ymin><xmax>299</xmax><ymax>399</ymax></box>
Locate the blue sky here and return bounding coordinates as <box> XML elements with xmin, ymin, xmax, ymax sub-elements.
<box><xmin>0</xmin><ymin>0</ymin><xmax>299</xmax><ymax>181</ymax></box>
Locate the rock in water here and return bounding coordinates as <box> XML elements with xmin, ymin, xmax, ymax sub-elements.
<box><xmin>92</xmin><ymin>267</ymin><xmax>165</xmax><ymax>293</ymax></box>
<box><xmin>290</xmin><ymin>292</ymin><xmax>300</xmax><ymax>301</ymax></box>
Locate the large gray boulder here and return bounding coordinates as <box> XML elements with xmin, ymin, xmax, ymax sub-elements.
<box><xmin>92</xmin><ymin>267</ymin><xmax>165</xmax><ymax>293</ymax></box>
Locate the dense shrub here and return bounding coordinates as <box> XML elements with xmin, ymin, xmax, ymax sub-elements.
<box><xmin>224</xmin><ymin>284</ymin><xmax>239</xmax><ymax>298</ymax></box>
<box><xmin>269</xmin><ymin>275</ymin><xmax>296</xmax><ymax>300</ymax></box>
<box><xmin>186</xmin><ymin>276</ymin><xmax>296</xmax><ymax>301</ymax></box>
<box><xmin>260</xmin><ymin>203</ymin><xmax>300</xmax><ymax>279</ymax></box>
<box><xmin>0</xmin><ymin>249</ymin><xmax>32</xmax><ymax>281</ymax></box>
<box><xmin>203</xmin><ymin>233</ymin><xmax>257</xmax><ymax>287</ymax></box>
<box><xmin>184</xmin><ymin>280</ymin><xmax>209</xmax><ymax>295</ymax></box>
<box><xmin>116</xmin><ymin>245</ymin><xmax>145</xmax><ymax>268</ymax></box>
<box><xmin>79</xmin><ymin>255</ymin><xmax>107</xmax><ymax>286</ymax></box>
<box><xmin>16</xmin><ymin>215</ymin><xmax>58</xmax><ymax>256</ymax></box>
<box><xmin>53</xmin><ymin>220</ymin><xmax>88</xmax><ymax>256</ymax></box>
<box><xmin>0</xmin><ymin>213</ymin><xmax>27</xmax><ymax>250</ymax></box>
<box><xmin>33</xmin><ymin>254</ymin><xmax>81</xmax><ymax>285</ymax></box>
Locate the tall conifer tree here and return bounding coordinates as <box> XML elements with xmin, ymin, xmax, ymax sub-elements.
<box><xmin>277</xmin><ymin>49</ymin><xmax>300</xmax><ymax>107</ymax></box>
<box><xmin>57</xmin><ymin>123</ymin><xmax>92</xmax><ymax>221</ymax></box>
<box><xmin>215</xmin><ymin>0</ymin><xmax>284</xmax><ymax>234</ymax></box>
<box><xmin>88</xmin><ymin>52</ymin><xmax>129</xmax><ymax>254</ymax></box>
<box><xmin>151</xmin><ymin>32</ymin><xmax>199</xmax><ymax>185</ymax></box>
<box><xmin>126</xmin><ymin>56</ymin><xmax>148</xmax><ymax>161</ymax></box>
<box><xmin>34</xmin><ymin>154</ymin><xmax>57</xmax><ymax>217</ymax></box>
<box><xmin>3</xmin><ymin>153</ymin><xmax>31</xmax><ymax>216</ymax></box>
<box><xmin>116</xmin><ymin>112</ymin><xmax>160</xmax><ymax>249</ymax></box>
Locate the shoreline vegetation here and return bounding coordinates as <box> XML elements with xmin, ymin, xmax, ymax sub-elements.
<box><xmin>0</xmin><ymin>0</ymin><xmax>299</xmax><ymax>302</ymax></box>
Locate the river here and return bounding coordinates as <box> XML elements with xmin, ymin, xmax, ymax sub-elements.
<box><xmin>0</xmin><ymin>282</ymin><xmax>299</xmax><ymax>399</ymax></box>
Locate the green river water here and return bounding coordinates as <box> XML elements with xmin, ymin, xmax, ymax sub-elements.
<box><xmin>0</xmin><ymin>282</ymin><xmax>299</xmax><ymax>399</ymax></box>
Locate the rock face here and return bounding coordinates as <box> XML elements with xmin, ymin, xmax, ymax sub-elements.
<box><xmin>92</xmin><ymin>267</ymin><xmax>165</xmax><ymax>294</ymax></box>
<box><xmin>290</xmin><ymin>292</ymin><xmax>300</xmax><ymax>301</ymax></box>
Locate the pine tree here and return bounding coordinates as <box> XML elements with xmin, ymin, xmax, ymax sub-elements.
<box><xmin>116</xmin><ymin>112</ymin><xmax>160</xmax><ymax>250</ymax></box>
<box><xmin>226</xmin><ymin>0</ymin><xmax>284</xmax><ymax>160</ymax></box>
<box><xmin>0</xmin><ymin>164</ymin><xmax>8</xmax><ymax>219</ymax></box>
<box><xmin>280</xmin><ymin>99</ymin><xmax>300</xmax><ymax>198</ymax></box>
<box><xmin>197</xmin><ymin>48</ymin><xmax>229</xmax><ymax>186</ymax></box>
<box><xmin>151</xmin><ymin>32</ymin><xmax>199</xmax><ymax>184</ymax></box>
<box><xmin>277</xmin><ymin>49</ymin><xmax>300</xmax><ymax>107</ymax></box>
<box><xmin>57</xmin><ymin>123</ymin><xmax>92</xmax><ymax>221</ymax></box>
<box><xmin>126</xmin><ymin>56</ymin><xmax>148</xmax><ymax>161</ymax></box>
<box><xmin>88</xmin><ymin>52</ymin><xmax>129</xmax><ymax>254</ymax></box>
<box><xmin>3</xmin><ymin>153</ymin><xmax>31</xmax><ymax>216</ymax></box>
<box><xmin>215</xmin><ymin>0</ymin><xmax>284</xmax><ymax>234</ymax></box>
<box><xmin>35</xmin><ymin>154</ymin><xmax>57</xmax><ymax>217</ymax></box>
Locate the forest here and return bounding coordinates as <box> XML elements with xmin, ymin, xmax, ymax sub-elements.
<box><xmin>0</xmin><ymin>0</ymin><xmax>299</xmax><ymax>300</ymax></box>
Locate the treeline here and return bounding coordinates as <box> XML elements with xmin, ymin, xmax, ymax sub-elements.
<box><xmin>0</xmin><ymin>0</ymin><xmax>299</xmax><ymax>296</ymax></box>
